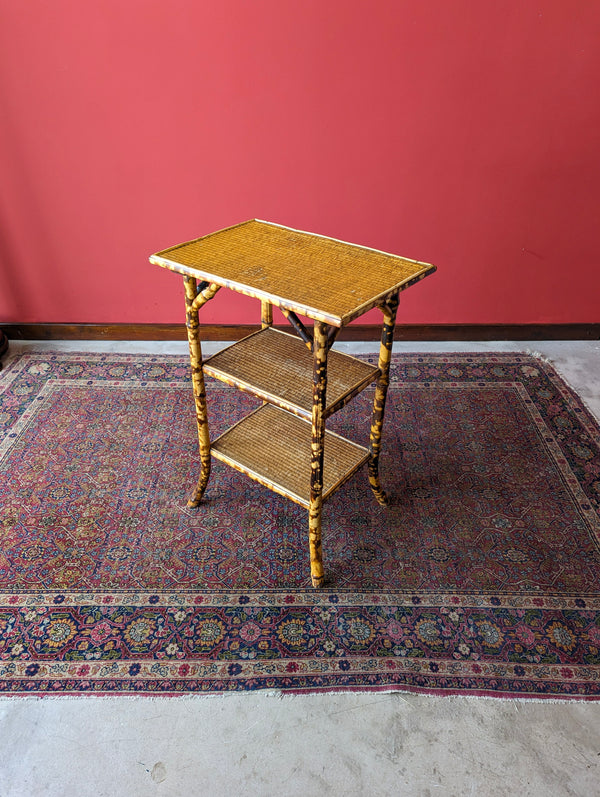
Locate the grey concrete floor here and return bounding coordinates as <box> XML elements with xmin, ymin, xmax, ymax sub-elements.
<box><xmin>1</xmin><ymin>340</ymin><xmax>599</xmax><ymax>797</ymax></box>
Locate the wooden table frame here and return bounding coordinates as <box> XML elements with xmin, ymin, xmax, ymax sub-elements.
<box><xmin>151</xmin><ymin>220</ymin><xmax>436</xmax><ymax>587</ymax></box>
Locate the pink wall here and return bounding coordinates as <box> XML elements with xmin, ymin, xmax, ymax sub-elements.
<box><xmin>1</xmin><ymin>1</ymin><xmax>599</xmax><ymax>326</ymax></box>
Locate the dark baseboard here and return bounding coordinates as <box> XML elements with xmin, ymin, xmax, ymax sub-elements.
<box><xmin>0</xmin><ymin>330</ymin><xmax>8</xmax><ymax>369</ymax></box>
<box><xmin>1</xmin><ymin>323</ymin><xmax>599</xmax><ymax>342</ymax></box>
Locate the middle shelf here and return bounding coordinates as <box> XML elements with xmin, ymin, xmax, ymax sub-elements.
<box><xmin>203</xmin><ymin>326</ymin><xmax>380</xmax><ymax>420</ymax></box>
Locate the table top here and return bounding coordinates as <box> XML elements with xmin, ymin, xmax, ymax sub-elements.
<box><xmin>150</xmin><ymin>219</ymin><xmax>436</xmax><ymax>327</ymax></box>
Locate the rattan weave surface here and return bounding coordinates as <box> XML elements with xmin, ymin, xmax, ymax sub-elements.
<box><xmin>204</xmin><ymin>328</ymin><xmax>379</xmax><ymax>419</ymax></box>
<box><xmin>150</xmin><ymin>220</ymin><xmax>436</xmax><ymax>326</ymax></box>
<box><xmin>210</xmin><ymin>404</ymin><xmax>370</xmax><ymax>507</ymax></box>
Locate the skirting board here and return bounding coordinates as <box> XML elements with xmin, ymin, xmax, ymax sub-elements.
<box><xmin>0</xmin><ymin>330</ymin><xmax>8</xmax><ymax>367</ymax></box>
<box><xmin>2</xmin><ymin>323</ymin><xmax>600</xmax><ymax>342</ymax></box>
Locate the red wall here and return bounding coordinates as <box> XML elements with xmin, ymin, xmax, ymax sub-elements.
<box><xmin>1</xmin><ymin>1</ymin><xmax>599</xmax><ymax>326</ymax></box>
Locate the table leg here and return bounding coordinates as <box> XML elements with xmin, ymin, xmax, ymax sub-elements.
<box><xmin>261</xmin><ymin>301</ymin><xmax>273</xmax><ymax>329</ymax></box>
<box><xmin>183</xmin><ymin>276</ymin><xmax>213</xmax><ymax>508</ymax></box>
<box><xmin>368</xmin><ymin>292</ymin><xmax>399</xmax><ymax>505</ymax></box>
<box><xmin>308</xmin><ymin>320</ymin><xmax>329</xmax><ymax>587</ymax></box>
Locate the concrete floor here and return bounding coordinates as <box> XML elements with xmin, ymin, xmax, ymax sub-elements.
<box><xmin>1</xmin><ymin>340</ymin><xmax>599</xmax><ymax>797</ymax></box>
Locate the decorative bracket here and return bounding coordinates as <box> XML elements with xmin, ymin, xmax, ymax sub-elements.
<box><xmin>192</xmin><ymin>281</ymin><xmax>221</xmax><ymax>311</ymax></box>
<box><xmin>376</xmin><ymin>290</ymin><xmax>400</xmax><ymax>315</ymax></box>
<box><xmin>280</xmin><ymin>308</ymin><xmax>313</xmax><ymax>351</ymax></box>
<box><xmin>326</xmin><ymin>325</ymin><xmax>340</xmax><ymax>350</ymax></box>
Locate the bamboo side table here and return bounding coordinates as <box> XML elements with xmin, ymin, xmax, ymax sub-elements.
<box><xmin>150</xmin><ymin>220</ymin><xmax>436</xmax><ymax>587</ymax></box>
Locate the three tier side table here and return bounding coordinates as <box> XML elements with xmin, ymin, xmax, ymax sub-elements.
<box><xmin>150</xmin><ymin>220</ymin><xmax>436</xmax><ymax>587</ymax></box>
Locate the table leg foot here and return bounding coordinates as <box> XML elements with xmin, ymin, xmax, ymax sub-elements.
<box><xmin>186</xmin><ymin>466</ymin><xmax>211</xmax><ymax>507</ymax></box>
<box><xmin>309</xmin><ymin>507</ymin><xmax>325</xmax><ymax>588</ymax></box>
<box><xmin>311</xmin><ymin>572</ymin><xmax>325</xmax><ymax>588</ymax></box>
<box><xmin>368</xmin><ymin>459</ymin><xmax>389</xmax><ymax>506</ymax></box>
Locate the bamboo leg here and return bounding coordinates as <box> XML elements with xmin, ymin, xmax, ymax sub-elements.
<box><xmin>368</xmin><ymin>292</ymin><xmax>399</xmax><ymax>506</ymax></box>
<box><xmin>308</xmin><ymin>321</ymin><xmax>329</xmax><ymax>587</ymax></box>
<box><xmin>183</xmin><ymin>276</ymin><xmax>212</xmax><ymax>508</ymax></box>
<box><xmin>261</xmin><ymin>301</ymin><xmax>273</xmax><ymax>329</ymax></box>
<box><xmin>260</xmin><ymin>303</ymin><xmax>273</xmax><ymax>406</ymax></box>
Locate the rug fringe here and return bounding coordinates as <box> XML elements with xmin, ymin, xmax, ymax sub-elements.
<box><xmin>523</xmin><ymin>348</ymin><xmax>554</xmax><ymax>365</ymax></box>
<box><xmin>524</xmin><ymin>347</ymin><xmax>600</xmax><ymax>423</ymax></box>
<box><xmin>0</xmin><ymin>689</ymin><xmax>594</xmax><ymax>704</ymax></box>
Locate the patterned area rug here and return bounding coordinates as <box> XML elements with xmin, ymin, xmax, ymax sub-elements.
<box><xmin>1</xmin><ymin>350</ymin><xmax>599</xmax><ymax>698</ymax></box>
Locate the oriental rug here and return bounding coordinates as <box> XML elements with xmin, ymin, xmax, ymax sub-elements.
<box><xmin>0</xmin><ymin>350</ymin><xmax>599</xmax><ymax>699</ymax></box>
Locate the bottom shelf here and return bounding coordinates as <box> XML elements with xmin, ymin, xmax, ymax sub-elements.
<box><xmin>210</xmin><ymin>404</ymin><xmax>370</xmax><ymax>508</ymax></box>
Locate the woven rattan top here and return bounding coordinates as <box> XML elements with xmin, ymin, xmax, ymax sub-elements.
<box><xmin>150</xmin><ymin>220</ymin><xmax>436</xmax><ymax>327</ymax></box>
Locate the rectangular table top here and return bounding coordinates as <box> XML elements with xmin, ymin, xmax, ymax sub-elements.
<box><xmin>150</xmin><ymin>219</ymin><xmax>436</xmax><ymax>327</ymax></box>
